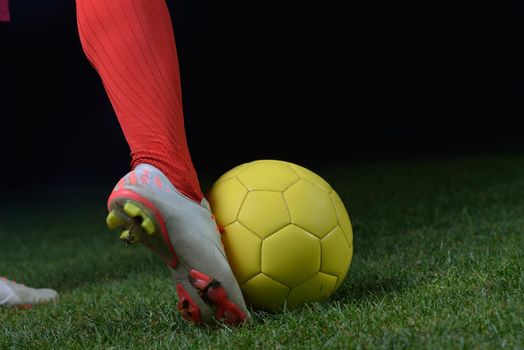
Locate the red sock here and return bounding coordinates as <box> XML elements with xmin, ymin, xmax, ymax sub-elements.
<box><xmin>0</xmin><ymin>0</ymin><xmax>10</xmax><ymax>22</ymax></box>
<box><xmin>76</xmin><ymin>0</ymin><xmax>203</xmax><ymax>202</ymax></box>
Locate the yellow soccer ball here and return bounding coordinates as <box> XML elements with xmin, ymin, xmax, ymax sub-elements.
<box><xmin>207</xmin><ymin>160</ymin><xmax>353</xmax><ymax>311</ymax></box>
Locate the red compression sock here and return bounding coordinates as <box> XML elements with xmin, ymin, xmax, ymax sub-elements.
<box><xmin>0</xmin><ymin>0</ymin><xmax>10</xmax><ymax>22</ymax></box>
<box><xmin>76</xmin><ymin>0</ymin><xmax>203</xmax><ymax>202</ymax></box>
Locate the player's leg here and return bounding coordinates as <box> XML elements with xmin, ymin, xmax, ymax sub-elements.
<box><xmin>75</xmin><ymin>0</ymin><xmax>248</xmax><ymax>325</ymax></box>
<box><xmin>0</xmin><ymin>0</ymin><xmax>10</xmax><ymax>22</ymax></box>
<box><xmin>0</xmin><ymin>277</ymin><xmax>58</xmax><ymax>308</ymax></box>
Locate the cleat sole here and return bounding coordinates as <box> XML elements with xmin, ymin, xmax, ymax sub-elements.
<box><xmin>106</xmin><ymin>189</ymin><xmax>248</xmax><ymax>326</ymax></box>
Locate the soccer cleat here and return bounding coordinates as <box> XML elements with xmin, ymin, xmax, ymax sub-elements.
<box><xmin>0</xmin><ymin>277</ymin><xmax>58</xmax><ymax>309</ymax></box>
<box><xmin>106</xmin><ymin>164</ymin><xmax>250</xmax><ymax>326</ymax></box>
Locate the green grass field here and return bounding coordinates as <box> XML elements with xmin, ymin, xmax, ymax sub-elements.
<box><xmin>1</xmin><ymin>154</ymin><xmax>523</xmax><ymax>349</ymax></box>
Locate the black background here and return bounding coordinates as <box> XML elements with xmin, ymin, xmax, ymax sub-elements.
<box><xmin>0</xmin><ymin>1</ymin><xmax>521</xmax><ymax>190</ymax></box>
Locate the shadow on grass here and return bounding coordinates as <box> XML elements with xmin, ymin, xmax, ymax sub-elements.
<box><xmin>332</xmin><ymin>274</ymin><xmax>408</xmax><ymax>305</ymax></box>
<box><xmin>244</xmin><ymin>274</ymin><xmax>409</xmax><ymax>325</ymax></box>
<box><xmin>50</xmin><ymin>250</ymin><xmax>167</xmax><ymax>293</ymax></box>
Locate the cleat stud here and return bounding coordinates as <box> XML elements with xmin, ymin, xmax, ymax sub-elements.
<box><xmin>215</xmin><ymin>301</ymin><xmax>246</xmax><ymax>325</ymax></box>
<box><xmin>141</xmin><ymin>218</ymin><xmax>155</xmax><ymax>235</ymax></box>
<box><xmin>176</xmin><ymin>285</ymin><xmax>202</xmax><ymax>323</ymax></box>
<box><xmin>123</xmin><ymin>202</ymin><xmax>142</xmax><ymax>218</ymax></box>
<box><xmin>119</xmin><ymin>229</ymin><xmax>133</xmax><ymax>242</ymax></box>
<box><xmin>188</xmin><ymin>269</ymin><xmax>213</xmax><ymax>290</ymax></box>
<box><xmin>106</xmin><ymin>211</ymin><xmax>125</xmax><ymax>230</ymax></box>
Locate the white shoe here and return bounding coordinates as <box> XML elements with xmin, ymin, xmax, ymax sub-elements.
<box><xmin>0</xmin><ymin>277</ymin><xmax>58</xmax><ymax>308</ymax></box>
<box><xmin>106</xmin><ymin>164</ymin><xmax>249</xmax><ymax>326</ymax></box>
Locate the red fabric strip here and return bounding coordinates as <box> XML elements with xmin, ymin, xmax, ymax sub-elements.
<box><xmin>0</xmin><ymin>0</ymin><xmax>10</xmax><ymax>22</ymax></box>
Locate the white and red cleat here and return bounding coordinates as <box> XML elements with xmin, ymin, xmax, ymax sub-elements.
<box><xmin>0</xmin><ymin>277</ymin><xmax>58</xmax><ymax>308</ymax></box>
<box><xmin>106</xmin><ymin>164</ymin><xmax>250</xmax><ymax>326</ymax></box>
